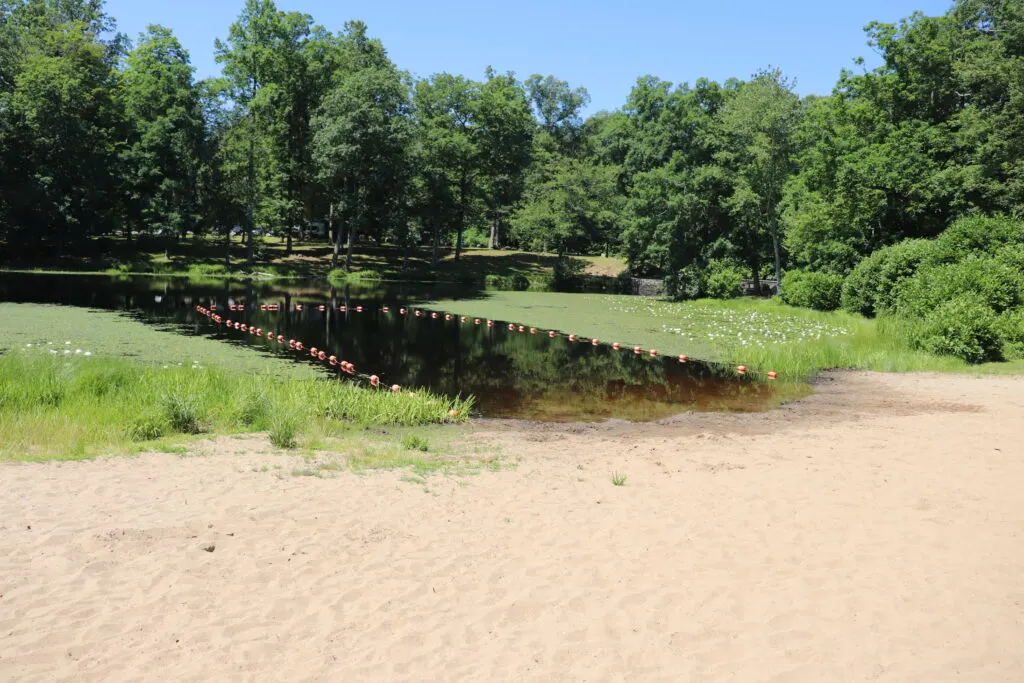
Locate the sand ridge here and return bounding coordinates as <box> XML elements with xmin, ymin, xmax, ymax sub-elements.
<box><xmin>1</xmin><ymin>371</ymin><xmax>1023</xmax><ymax>682</ymax></box>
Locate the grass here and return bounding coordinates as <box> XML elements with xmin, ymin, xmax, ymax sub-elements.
<box><xmin>611</xmin><ymin>472</ymin><xmax>627</xmax><ymax>486</ymax></box>
<box><xmin>0</xmin><ymin>305</ymin><xmax>473</xmax><ymax>461</ymax></box>
<box><xmin>432</xmin><ymin>292</ymin><xmax>1024</xmax><ymax>379</ymax></box>
<box><xmin>402</xmin><ymin>434</ymin><xmax>429</xmax><ymax>452</ymax></box>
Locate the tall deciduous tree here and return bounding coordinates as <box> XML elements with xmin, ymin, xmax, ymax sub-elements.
<box><xmin>120</xmin><ymin>25</ymin><xmax>204</xmax><ymax>240</ymax></box>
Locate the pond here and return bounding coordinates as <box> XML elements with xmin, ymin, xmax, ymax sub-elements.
<box><xmin>0</xmin><ymin>273</ymin><xmax>801</xmax><ymax>422</ymax></box>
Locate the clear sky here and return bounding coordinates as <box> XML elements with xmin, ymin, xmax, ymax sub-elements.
<box><xmin>103</xmin><ymin>0</ymin><xmax>953</xmax><ymax>114</ymax></box>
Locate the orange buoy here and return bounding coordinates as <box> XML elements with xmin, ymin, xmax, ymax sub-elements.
<box><xmin>612</xmin><ymin>342</ymin><xmax>620</xmax><ymax>350</ymax></box>
<box><xmin>318</xmin><ymin>305</ymin><xmax>326</xmax><ymax>311</ymax></box>
<box><xmin>240</xmin><ymin>324</ymin><xmax>247</xmax><ymax>332</ymax></box>
<box><xmin>415</xmin><ymin>310</ymin><xmax>422</xmax><ymax>317</ymax></box>
<box><xmin>310</xmin><ymin>347</ymin><xmax>318</xmax><ymax>357</ymax></box>
<box><xmin>260</xmin><ymin>304</ymin><xmax>267</xmax><ymax>311</ymax></box>
<box><xmin>277</xmin><ymin>335</ymin><xmax>285</xmax><ymax>344</ymax></box>
<box><xmin>383</xmin><ymin>306</ymin><xmax>390</xmax><ymax>313</ymax></box>
<box><xmin>225</xmin><ymin>319</ymin><xmax>232</xmax><ymax>327</ymax></box>
<box><xmin>318</xmin><ymin>351</ymin><xmax>326</xmax><ymax>361</ymax></box>
<box><xmin>295</xmin><ymin>342</ymin><xmax>304</xmax><ymax>351</ymax></box>
<box><xmin>474</xmin><ymin>318</ymin><xmax>481</xmax><ymax>325</ymax></box>
<box><xmin>548</xmin><ymin>330</ymin><xmax>556</xmax><ymax>338</ymax></box>
<box><xmin>391</xmin><ymin>384</ymin><xmax>401</xmax><ymax>392</ymax></box>
<box><xmin>255</xmin><ymin>328</ymin><xmax>262</xmax><ymax>336</ymax></box>
<box><xmin>679</xmin><ymin>355</ymin><xmax>688</xmax><ymax>363</ymax></box>
<box><xmin>767</xmin><ymin>371</ymin><xmax>778</xmax><ymax>380</ymax></box>
<box><xmin>461</xmin><ymin>316</ymin><xmax>468</xmax><ymax>323</ymax></box>
<box><xmin>296</xmin><ymin>304</ymin><xmax>303</xmax><ymax>311</ymax></box>
<box><xmin>345</xmin><ymin>363</ymin><xmax>355</xmax><ymax>374</ymax></box>
<box><xmin>530</xmin><ymin>327</ymin><xmax>537</xmax><ymax>334</ymax></box>
<box><xmin>329</xmin><ymin>355</ymin><xmax>338</xmax><ymax>366</ymax></box>
<box><xmin>634</xmin><ymin>346</ymin><xmax>642</xmax><ymax>354</ymax></box>
<box><xmin>445</xmin><ymin>314</ymin><xmax>452</xmax><ymax>321</ymax></box>
<box><xmin>649</xmin><ymin>349</ymin><xmax>658</xmax><ymax>357</ymax></box>
<box><xmin>448</xmin><ymin>409</ymin><xmax>460</xmax><ymax>418</ymax></box>
<box><xmin>234</xmin><ymin>322</ymin><xmax>241</xmax><ymax>330</ymax></box>
<box><xmin>518</xmin><ymin>325</ymin><xmax>525</xmax><ymax>332</ymax></box>
<box><xmin>591</xmin><ymin>338</ymin><xmax>600</xmax><ymax>346</ymax></box>
<box><xmin>569</xmin><ymin>334</ymin><xmax>577</xmax><ymax>342</ymax></box>
<box><xmin>487</xmin><ymin>320</ymin><xmax>494</xmax><ymax>327</ymax></box>
<box><xmin>400</xmin><ymin>308</ymin><xmax>407</xmax><ymax>315</ymax></box>
<box><xmin>508</xmin><ymin>323</ymin><xmax>516</xmax><ymax>331</ymax></box>
<box><xmin>288</xmin><ymin>339</ymin><xmax>296</xmax><ymax>349</ymax></box>
<box><xmin>737</xmin><ymin>365</ymin><xmax>747</xmax><ymax>375</ymax></box>
<box><xmin>432</xmin><ymin>312</ymin><xmax>439</xmax><ymax>319</ymax></box>
<box><xmin>356</xmin><ymin>306</ymin><xmax>363</xmax><ymax>312</ymax></box>
<box><xmin>369</xmin><ymin>375</ymin><xmax>379</xmax><ymax>387</ymax></box>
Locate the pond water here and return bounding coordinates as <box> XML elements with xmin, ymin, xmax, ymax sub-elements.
<box><xmin>0</xmin><ymin>273</ymin><xmax>801</xmax><ymax>422</ymax></box>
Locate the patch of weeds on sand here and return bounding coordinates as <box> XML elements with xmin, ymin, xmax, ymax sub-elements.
<box><xmin>400</xmin><ymin>474</ymin><xmax>428</xmax><ymax>486</ymax></box>
<box><xmin>269</xmin><ymin>413</ymin><xmax>299</xmax><ymax>449</ymax></box>
<box><xmin>290</xmin><ymin>468</ymin><xmax>321</xmax><ymax>478</ymax></box>
<box><xmin>611</xmin><ymin>472</ymin><xmax>628</xmax><ymax>486</ymax></box>
<box><xmin>402</xmin><ymin>434</ymin><xmax>429</xmax><ymax>452</ymax></box>
<box><xmin>156</xmin><ymin>444</ymin><xmax>189</xmax><ymax>455</ymax></box>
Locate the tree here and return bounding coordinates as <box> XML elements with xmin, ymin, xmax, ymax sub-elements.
<box><xmin>120</xmin><ymin>25</ymin><xmax>204</xmax><ymax>240</ymax></box>
<box><xmin>413</xmin><ymin>73</ymin><xmax>481</xmax><ymax>264</ymax></box>
<box><xmin>525</xmin><ymin>74</ymin><xmax>589</xmax><ymax>155</ymax></box>
<box><xmin>312</xmin><ymin>61</ymin><xmax>411</xmax><ymax>271</ymax></box>
<box><xmin>714</xmin><ymin>68</ymin><xmax>801</xmax><ymax>284</ymax></box>
<box><xmin>476</xmin><ymin>68</ymin><xmax>534</xmax><ymax>250</ymax></box>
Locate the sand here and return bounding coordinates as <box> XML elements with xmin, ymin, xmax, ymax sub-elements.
<box><xmin>2</xmin><ymin>371</ymin><xmax>1023</xmax><ymax>682</ymax></box>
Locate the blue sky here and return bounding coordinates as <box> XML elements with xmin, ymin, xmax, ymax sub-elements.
<box><xmin>104</xmin><ymin>0</ymin><xmax>953</xmax><ymax>114</ymax></box>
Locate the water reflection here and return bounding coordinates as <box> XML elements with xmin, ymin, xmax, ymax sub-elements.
<box><xmin>0</xmin><ymin>274</ymin><xmax>801</xmax><ymax>421</ymax></box>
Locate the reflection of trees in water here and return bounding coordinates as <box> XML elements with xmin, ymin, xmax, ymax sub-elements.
<box><xmin>1</xmin><ymin>274</ymin><xmax>780</xmax><ymax>420</ymax></box>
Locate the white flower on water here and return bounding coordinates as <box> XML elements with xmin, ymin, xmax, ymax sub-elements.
<box><xmin>65</xmin><ymin>341</ymin><xmax>71</xmax><ymax>345</ymax></box>
<box><xmin>25</xmin><ymin>343</ymin><xmax>32</xmax><ymax>348</ymax></box>
<box><xmin>74</xmin><ymin>349</ymin><xmax>82</xmax><ymax>354</ymax></box>
<box><xmin>49</xmin><ymin>349</ymin><xmax>57</xmax><ymax>354</ymax></box>
<box><xmin>83</xmin><ymin>352</ymin><xmax>92</xmax><ymax>357</ymax></box>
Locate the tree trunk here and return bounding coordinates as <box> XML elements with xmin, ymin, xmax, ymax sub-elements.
<box><xmin>331</xmin><ymin>205</ymin><xmax>342</xmax><ymax>271</ymax></box>
<box><xmin>431</xmin><ymin>217</ymin><xmax>441</xmax><ymax>267</ymax></box>
<box><xmin>344</xmin><ymin>205</ymin><xmax>359</xmax><ymax>273</ymax></box>
<box><xmin>286</xmin><ymin>229</ymin><xmax>292</xmax><ymax>256</ymax></box>
<box><xmin>488</xmin><ymin>220</ymin><xmax>497</xmax><ymax>249</ymax></box>
<box><xmin>246</xmin><ymin>110</ymin><xmax>255</xmax><ymax>270</ymax></box>
<box><xmin>770</xmin><ymin>221</ymin><xmax>782</xmax><ymax>293</ymax></box>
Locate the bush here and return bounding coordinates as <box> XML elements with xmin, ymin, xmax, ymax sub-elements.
<box><xmin>780</xmin><ymin>270</ymin><xmax>843</xmax><ymax>311</ymax></box>
<box><xmin>552</xmin><ymin>257</ymin><xmax>587</xmax><ymax>292</ymax></box>
<box><xmin>704</xmin><ymin>259</ymin><xmax>746</xmax><ymax>299</ymax></box>
<box><xmin>126</xmin><ymin>413</ymin><xmax>166</xmax><ymax>442</ymax></box>
<box><xmin>893</xmin><ymin>257</ymin><xmax>1021</xmax><ymax>319</ymax></box>
<box><xmin>327</xmin><ymin>268</ymin><xmax>382</xmax><ymax>285</ymax></box>
<box><xmin>995</xmin><ymin>308</ymin><xmax>1024</xmax><ymax>360</ymax></box>
<box><xmin>911</xmin><ymin>297</ymin><xmax>1002</xmax><ymax>364</ymax></box>
<box><xmin>841</xmin><ymin>238</ymin><xmax>933</xmax><ymax>317</ymax></box>
<box><xmin>929</xmin><ymin>215</ymin><xmax>1024</xmax><ymax>264</ymax></box>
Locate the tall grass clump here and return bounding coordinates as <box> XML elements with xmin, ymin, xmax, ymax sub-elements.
<box><xmin>327</xmin><ymin>268</ymin><xmax>383</xmax><ymax>285</ymax></box>
<box><xmin>0</xmin><ymin>352</ymin><xmax>473</xmax><ymax>461</ymax></box>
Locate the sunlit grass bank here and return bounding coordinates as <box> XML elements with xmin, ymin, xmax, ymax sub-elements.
<box><xmin>435</xmin><ymin>293</ymin><xmax>1024</xmax><ymax>379</ymax></box>
<box><xmin>0</xmin><ymin>304</ymin><xmax>471</xmax><ymax>461</ymax></box>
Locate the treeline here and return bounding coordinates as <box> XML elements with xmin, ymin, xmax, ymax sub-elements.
<box><xmin>1</xmin><ymin>0</ymin><xmax>1022</xmax><ymax>290</ymax></box>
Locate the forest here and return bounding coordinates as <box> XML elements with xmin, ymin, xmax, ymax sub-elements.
<box><xmin>1</xmin><ymin>0</ymin><xmax>1023</xmax><ymax>362</ymax></box>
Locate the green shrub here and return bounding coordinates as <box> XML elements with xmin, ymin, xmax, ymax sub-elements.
<box><xmin>268</xmin><ymin>412</ymin><xmax>298</xmax><ymax>449</ymax></box>
<box><xmin>327</xmin><ymin>268</ymin><xmax>383</xmax><ymax>286</ymax></box>
<box><xmin>893</xmin><ymin>257</ymin><xmax>1021</xmax><ymax>319</ymax></box>
<box><xmin>161</xmin><ymin>388</ymin><xmax>204</xmax><ymax>434</ymax></box>
<box><xmin>911</xmin><ymin>297</ymin><xmax>1002</xmax><ymax>364</ymax></box>
<box><xmin>704</xmin><ymin>259</ymin><xmax>746</xmax><ymax>299</ymax></box>
<box><xmin>841</xmin><ymin>239</ymin><xmax>932</xmax><ymax>316</ymax></box>
<box><xmin>402</xmin><ymin>434</ymin><xmax>429</xmax><ymax>452</ymax></box>
<box><xmin>995</xmin><ymin>308</ymin><xmax>1024</xmax><ymax>360</ymax></box>
<box><xmin>995</xmin><ymin>243</ymin><xmax>1024</xmax><ymax>272</ymax></box>
<box><xmin>780</xmin><ymin>270</ymin><xmax>843</xmax><ymax>311</ymax></box>
<box><xmin>929</xmin><ymin>215</ymin><xmax>1024</xmax><ymax>264</ymax></box>
<box><xmin>552</xmin><ymin>257</ymin><xmax>587</xmax><ymax>292</ymax></box>
<box><xmin>233</xmin><ymin>382</ymin><xmax>270</xmax><ymax>428</ymax></box>
<box><xmin>126</xmin><ymin>413</ymin><xmax>167</xmax><ymax>442</ymax></box>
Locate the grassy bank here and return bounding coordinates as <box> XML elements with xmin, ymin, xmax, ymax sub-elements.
<box><xmin>2</xmin><ymin>235</ymin><xmax>627</xmax><ymax>284</ymax></box>
<box><xmin>433</xmin><ymin>293</ymin><xmax>1024</xmax><ymax>379</ymax></box>
<box><xmin>0</xmin><ymin>304</ymin><xmax>472</xmax><ymax>461</ymax></box>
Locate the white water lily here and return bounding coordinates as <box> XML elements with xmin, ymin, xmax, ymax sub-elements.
<box><xmin>83</xmin><ymin>352</ymin><xmax>92</xmax><ymax>357</ymax></box>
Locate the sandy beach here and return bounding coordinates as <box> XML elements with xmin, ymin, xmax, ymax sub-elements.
<box><xmin>2</xmin><ymin>371</ymin><xmax>1023</xmax><ymax>682</ymax></box>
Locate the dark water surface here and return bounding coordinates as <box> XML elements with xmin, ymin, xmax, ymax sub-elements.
<box><xmin>0</xmin><ymin>273</ymin><xmax>797</xmax><ymax>421</ymax></box>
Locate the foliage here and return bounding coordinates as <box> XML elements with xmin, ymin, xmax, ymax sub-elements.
<box><xmin>780</xmin><ymin>270</ymin><xmax>843</xmax><ymax>311</ymax></box>
<box><xmin>402</xmin><ymin>434</ymin><xmax>429</xmax><ymax>452</ymax></box>
<box><xmin>840</xmin><ymin>239</ymin><xmax>933</xmax><ymax>316</ymax></box>
<box><xmin>703</xmin><ymin>259</ymin><xmax>746</xmax><ymax>299</ymax></box>
<box><xmin>893</xmin><ymin>258</ymin><xmax>1021</xmax><ymax>319</ymax></box>
<box><xmin>910</xmin><ymin>297</ymin><xmax>1002</xmax><ymax>364</ymax></box>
